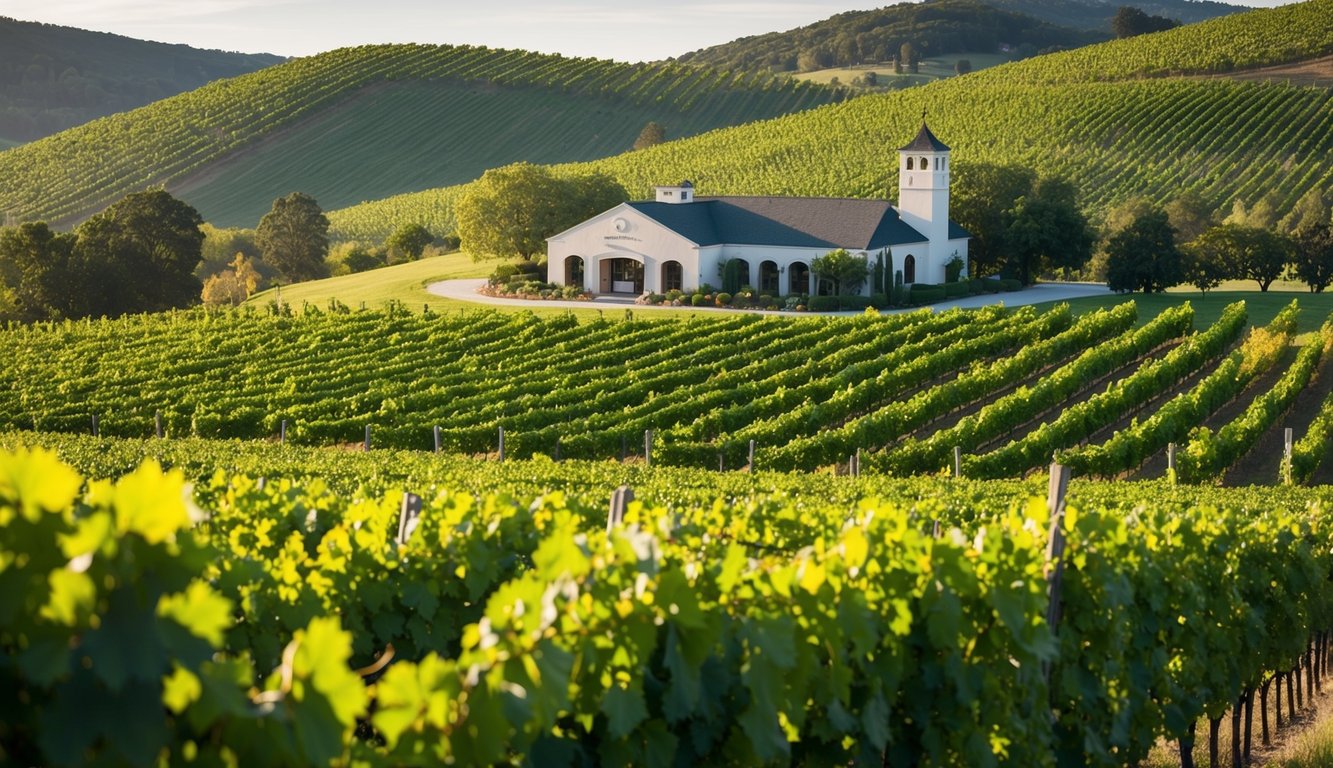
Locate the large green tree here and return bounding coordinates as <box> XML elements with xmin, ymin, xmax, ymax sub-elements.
<box><xmin>385</xmin><ymin>223</ymin><xmax>434</xmax><ymax>263</ymax></box>
<box><xmin>73</xmin><ymin>189</ymin><xmax>205</xmax><ymax>315</ymax></box>
<box><xmin>1292</xmin><ymin>223</ymin><xmax>1333</xmax><ymax>293</ymax></box>
<box><xmin>256</xmin><ymin>192</ymin><xmax>329</xmax><ymax>283</ymax></box>
<box><xmin>1104</xmin><ymin>207</ymin><xmax>1182</xmax><ymax>293</ymax></box>
<box><xmin>1005</xmin><ymin>178</ymin><xmax>1095</xmax><ymax>285</ymax></box>
<box><xmin>0</xmin><ymin>222</ymin><xmax>78</xmax><ymax>320</ymax></box>
<box><xmin>456</xmin><ymin>163</ymin><xmax>627</xmax><ymax>261</ymax></box>
<box><xmin>1191</xmin><ymin>224</ymin><xmax>1291</xmax><ymax>292</ymax></box>
<box><xmin>949</xmin><ymin>163</ymin><xmax>1037</xmax><ymax>278</ymax></box>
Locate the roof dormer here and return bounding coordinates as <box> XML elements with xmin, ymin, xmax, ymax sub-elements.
<box><xmin>655</xmin><ymin>180</ymin><xmax>695</xmax><ymax>204</ymax></box>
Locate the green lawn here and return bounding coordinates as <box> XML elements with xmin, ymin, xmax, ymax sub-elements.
<box><xmin>246</xmin><ymin>252</ymin><xmax>492</xmax><ymax>313</ymax></box>
<box><xmin>1058</xmin><ymin>287</ymin><xmax>1333</xmax><ymax>337</ymax></box>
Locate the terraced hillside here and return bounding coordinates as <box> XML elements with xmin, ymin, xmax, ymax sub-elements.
<box><xmin>328</xmin><ymin>0</ymin><xmax>1333</xmax><ymax>241</ymax></box>
<box><xmin>3</xmin><ymin>300</ymin><xmax>1331</xmax><ymax>483</ymax></box>
<box><xmin>0</xmin><ymin>45</ymin><xmax>840</xmax><ymax>227</ymax></box>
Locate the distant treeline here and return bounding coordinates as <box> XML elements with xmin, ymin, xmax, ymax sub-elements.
<box><xmin>0</xmin><ymin>16</ymin><xmax>281</xmax><ymax>142</ymax></box>
<box><xmin>673</xmin><ymin>0</ymin><xmax>1108</xmax><ymax>72</ymax></box>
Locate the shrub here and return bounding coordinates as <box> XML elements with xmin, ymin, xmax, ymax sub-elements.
<box><xmin>982</xmin><ymin>278</ymin><xmax>1003</xmax><ymax>293</ymax></box>
<box><xmin>968</xmin><ymin>278</ymin><xmax>986</xmax><ymax>295</ymax></box>
<box><xmin>1000</xmin><ymin>278</ymin><xmax>1023</xmax><ymax>292</ymax></box>
<box><xmin>870</xmin><ymin>293</ymin><xmax>889</xmax><ymax>309</ymax></box>
<box><xmin>910</xmin><ymin>284</ymin><xmax>947</xmax><ymax>305</ymax></box>
<box><xmin>808</xmin><ymin>295</ymin><xmax>840</xmax><ymax>312</ymax></box>
<box><xmin>715</xmin><ymin>292</ymin><xmax>732</xmax><ymax>307</ymax></box>
<box><xmin>691</xmin><ymin>294</ymin><xmax>707</xmax><ymax>307</ymax></box>
<box><xmin>840</xmin><ymin>295</ymin><xmax>872</xmax><ymax>310</ymax></box>
<box><xmin>945</xmin><ymin>282</ymin><xmax>969</xmax><ymax>298</ymax></box>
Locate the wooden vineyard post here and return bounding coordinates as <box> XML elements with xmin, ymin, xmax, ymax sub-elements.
<box><xmin>718</xmin><ymin>454</ymin><xmax>724</xmax><ymax>472</ymax></box>
<box><xmin>155</xmin><ymin>410</ymin><xmax>163</xmax><ymax>439</ymax></box>
<box><xmin>1284</xmin><ymin>427</ymin><xmax>1294</xmax><ymax>485</ymax></box>
<box><xmin>91</xmin><ymin>414</ymin><xmax>99</xmax><ymax>437</ymax></box>
<box><xmin>433</xmin><ymin>425</ymin><xmax>441</xmax><ymax>454</ymax></box>
<box><xmin>1044</xmin><ymin>463</ymin><xmax>1072</xmax><ymax>682</ymax></box>
<box><xmin>554</xmin><ymin>438</ymin><xmax>562</xmax><ymax>462</ymax></box>
<box><xmin>280</xmin><ymin>419</ymin><xmax>288</xmax><ymax>445</ymax></box>
<box><xmin>1167</xmin><ymin>442</ymin><xmax>1176</xmax><ymax>478</ymax></box>
<box><xmin>364</xmin><ymin>424</ymin><xmax>372</xmax><ymax>452</ymax></box>
<box><xmin>396</xmin><ymin>493</ymin><xmax>423</xmax><ymax>545</ymax></box>
<box><xmin>953</xmin><ymin>446</ymin><xmax>961</xmax><ymax>478</ymax></box>
<box><xmin>644</xmin><ymin>430</ymin><xmax>653</xmax><ymax>468</ymax></box>
<box><xmin>498</xmin><ymin>427</ymin><xmax>506</xmax><ymax>462</ymax></box>
<box><xmin>608</xmin><ymin>485</ymin><xmax>634</xmax><ymax>532</ymax></box>
<box><xmin>748</xmin><ymin>440</ymin><xmax>756</xmax><ymax>474</ymax></box>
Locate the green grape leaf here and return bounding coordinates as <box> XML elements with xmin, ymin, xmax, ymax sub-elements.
<box><xmin>602</xmin><ymin>684</ymin><xmax>648</xmax><ymax>739</ymax></box>
<box><xmin>157</xmin><ymin>580</ymin><xmax>233</xmax><ymax>647</ymax></box>
<box><xmin>41</xmin><ymin>568</ymin><xmax>95</xmax><ymax>626</ymax></box>
<box><xmin>0</xmin><ymin>447</ymin><xmax>82</xmax><ymax>522</ymax></box>
<box><xmin>112</xmin><ymin>460</ymin><xmax>190</xmax><ymax>544</ymax></box>
<box><xmin>162</xmin><ymin>663</ymin><xmax>202</xmax><ymax>714</ymax></box>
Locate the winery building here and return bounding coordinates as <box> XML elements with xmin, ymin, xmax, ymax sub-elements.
<box><xmin>545</xmin><ymin>122</ymin><xmax>970</xmax><ymax>296</ymax></box>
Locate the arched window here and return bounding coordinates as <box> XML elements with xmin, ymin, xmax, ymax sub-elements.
<box><xmin>941</xmin><ymin>157</ymin><xmax>946</xmax><ymax>170</ymax></box>
<box><xmin>920</xmin><ymin>157</ymin><xmax>929</xmax><ymax>170</ymax></box>
<box><xmin>906</xmin><ymin>157</ymin><xmax>914</xmax><ymax>170</ymax></box>
<box><xmin>789</xmin><ymin>262</ymin><xmax>810</xmax><ymax>295</ymax></box>
<box><xmin>904</xmin><ymin>254</ymin><xmax>916</xmax><ymax>284</ymax></box>
<box><xmin>759</xmin><ymin>261</ymin><xmax>780</xmax><ymax>293</ymax></box>
<box><xmin>661</xmin><ymin>260</ymin><xmax>682</xmax><ymax>292</ymax></box>
<box><xmin>565</xmin><ymin>255</ymin><xmax>584</xmax><ymax>287</ymax></box>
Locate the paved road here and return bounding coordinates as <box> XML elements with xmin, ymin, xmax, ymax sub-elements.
<box><xmin>425</xmin><ymin>278</ymin><xmax>1114</xmax><ymax>315</ymax></box>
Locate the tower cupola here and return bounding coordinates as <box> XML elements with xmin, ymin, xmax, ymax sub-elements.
<box><xmin>896</xmin><ymin>121</ymin><xmax>951</xmax><ymax>245</ymax></box>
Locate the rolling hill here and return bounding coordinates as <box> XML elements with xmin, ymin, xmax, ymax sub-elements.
<box><xmin>672</xmin><ymin>0</ymin><xmax>1106</xmax><ymax>73</ymax></box>
<box><xmin>0</xmin><ymin>45</ymin><xmax>841</xmax><ymax>229</ymax></box>
<box><xmin>0</xmin><ymin>16</ymin><xmax>282</xmax><ymax>146</ymax></box>
<box><xmin>327</xmin><ymin>0</ymin><xmax>1333</xmax><ymax>242</ymax></box>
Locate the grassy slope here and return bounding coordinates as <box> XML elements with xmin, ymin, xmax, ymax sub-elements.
<box><xmin>0</xmin><ymin>16</ymin><xmax>281</xmax><ymax>144</ymax></box>
<box><xmin>328</xmin><ymin>0</ymin><xmax>1333</xmax><ymax>242</ymax></box>
<box><xmin>0</xmin><ymin>44</ymin><xmax>839</xmax><ymax>229</ymax></box>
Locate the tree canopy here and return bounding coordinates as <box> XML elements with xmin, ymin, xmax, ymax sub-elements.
<box><xmin>1112</xmin><ymin>7</ymin><xmax>1180</xmax><ymax>38</ymax></box>
<box><xmin>385</xmin><ymin>223</ymin><xmax>434</xmax><ymax>262</ymax></box>
<box><xmin>456</xmin><ymin>163</ymin><xmax>628</xmax><ymax>261</ymax></box>
<box><xmin>256</xmin><ymin>192</ymin><xmax>329</xmax><ymax>283</ymax></box>
<box><xmin>1005</xmin><ymin>177</ymin><xmax>1095</xmax><ymax>284</ymax></box>
<box><xmin>0</xmin><ymin>190</ymin><xmax>204</xmax><ymax>321</ymax></box>
<box><xmin>1293</xmin><ymin>224</ymin><xmax>1333</xmax><ymax>293</ymax></box>
<box><xmin>633</xmin><ymin>122</ymin><xmax>667</xmax><ymax>151</ymax></box>
<box><xmin>1191</xmin><ymin>223</ymin><xmax>1291</xmax><ymax>292</ymax></box>
<box><xmin>811</xmin><ymin>248</ymin><xmax>869</xmax><ymax>295</ymax></box>
<box><xmin>1104</xmin><ymin>207</ymin><xmax>1182</xmax><ymax>293</ymax></box>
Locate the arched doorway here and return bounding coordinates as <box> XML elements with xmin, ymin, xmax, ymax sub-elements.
<box><xmin>759</xmin><ymin>260</ymin><xmax>780</xmax><ymax>294</ymax></box>
<box><xmin>564</xmin><ymin>255</ymin><xmax>584</xmax><ymax>287</ymax></box>
<box><xmin>600</xmin><ymin>257</ymin><xmax>644</xmax><ymax>294</ymax></box>
<box><xmin>789</xmin><ymin>262</ymin><xmax>810</xmax><ymax>295</ymax></box>
<box><xmin>661</xmin><ymin>260</ymin><xmax>683</xmax><ymax>292</ymax></box>
<box><xmin>904</xmin><ymin>254</ymin><xmax>916</xmax><ymax>284</ymax></box>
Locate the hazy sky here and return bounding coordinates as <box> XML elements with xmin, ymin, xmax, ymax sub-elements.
<box><xmin>0</xmin><ymin>0</ymin><xmax>1302</xmax><ymax>62</ymax></box>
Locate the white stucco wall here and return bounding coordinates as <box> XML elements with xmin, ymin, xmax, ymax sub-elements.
<box><xmin>546</xmin><ymin>204</ymin><xmax>702</xmax><ymax>294</ymax></box>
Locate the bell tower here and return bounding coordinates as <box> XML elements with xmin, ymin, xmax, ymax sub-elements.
<box><xmin>896</xmin><ymin>118</ymin><xmax>951</xmax><ymax>246</ymax></box>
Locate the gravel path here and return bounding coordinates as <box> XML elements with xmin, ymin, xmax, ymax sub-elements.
<box><xmin>425</xmin><ymin>279</ymin><xmax>1114</xmax><ymax>315</ymax></box>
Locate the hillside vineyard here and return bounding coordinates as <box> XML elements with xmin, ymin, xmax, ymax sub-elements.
<box><xmin>3</xmin><ymin>300</ymin><xmax>1331</xmax><ymax>482</ymax></box>
<box><xmin>0</xmin><ymin>44</ymin><xmax>839</xmax><ymax>227</ymax></box>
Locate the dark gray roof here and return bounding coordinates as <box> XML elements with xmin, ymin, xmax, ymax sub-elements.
<box><xmin>627</xmin><ymin>196</ymin><xmax>954</xmax><ymax>249</ymax></box>
<box><xmin>949</xmin><ymin>220</ymin><xmax>971</xmax><ymax>240</ymax></box>
<box><xmin>899</xmin><ymin>123</ymin><xmax>950</xmax><ymax>153</ymax></box>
